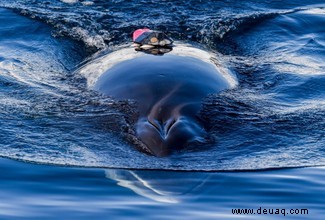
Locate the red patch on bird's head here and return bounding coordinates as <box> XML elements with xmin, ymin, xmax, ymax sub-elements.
<box><xmin>133</xmin><ymin>28</ymin><xmax>151</xmax><ymax>41</ymax></box>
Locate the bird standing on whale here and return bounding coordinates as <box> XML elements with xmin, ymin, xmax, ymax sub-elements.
<box><xmin>78</xmin><ymin>29</ymin><xmax>237</xmax><ymax>156</ymax></box>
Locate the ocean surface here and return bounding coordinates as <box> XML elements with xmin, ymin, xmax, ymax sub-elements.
<box><xmin>0</xmin><ymin>0</ymin><xmax>324</xmax><ymax>219</ymax></box>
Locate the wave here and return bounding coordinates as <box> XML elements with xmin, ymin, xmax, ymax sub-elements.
<box><xmin>0</xmin><ymin>0</ymin><xmax>318</xmax><ymax>52</ymax></box>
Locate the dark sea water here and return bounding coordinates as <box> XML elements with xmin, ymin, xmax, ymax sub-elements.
<box><xmin>0</xmin><ymin>0</ymin><xmax>324</xmax><ymax>219</ymax></box>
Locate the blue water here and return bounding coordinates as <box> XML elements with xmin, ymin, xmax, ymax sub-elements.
<box><xmin>0</xmin><ymin>0</ymin><xmax>324</xmax><ymax>219</ymax></box>
<box><xmin>1</xmin><ymin>157</ymin><xmax>325</xmax><ymax>219</ymax></box>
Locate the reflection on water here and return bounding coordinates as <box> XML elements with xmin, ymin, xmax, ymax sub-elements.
<box><xmin>105</xmin><ymin>169</ymin><xmax>213</xmax><ymax>203</ymax></box>
<box><xmin>1</xmin><ymin>158</ymin><xmax>325</xmax><ymax>219</ymax></box>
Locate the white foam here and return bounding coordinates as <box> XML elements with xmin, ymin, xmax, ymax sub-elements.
<box><xmin>82</xmin><ymin>1</ymin><xmax>94</xmax><ymax>6</ymax></box>
<box><xmin>71</xmin><ymin>27</ymin><xmax>107</xmax><ymax>49</ymax></box>
<box><xmin>60</xmin><ymin>0</ymin><xmax>79</xmax><ymax>4</ymax></box>
<box><xmin>301</xmin><ymin>7</ymin><xmax>325</xmax><ymax>15</ymax></box>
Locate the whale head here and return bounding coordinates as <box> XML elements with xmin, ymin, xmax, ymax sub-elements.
<box><xmin>83</xmin><ymin>46</ymin><xmax>236</xmax><ymax>157</ymax></box>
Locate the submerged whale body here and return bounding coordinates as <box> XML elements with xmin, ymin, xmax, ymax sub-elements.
<box><xmin>80</xmin><ymin>45</ymin><xmax>237</xmax><ymax>156</ymax></box>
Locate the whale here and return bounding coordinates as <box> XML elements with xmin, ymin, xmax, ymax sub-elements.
<box><xmin>78</xmin><ymin>44</ymin><xmax>237</xmax><ymax>156</ymax></box>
